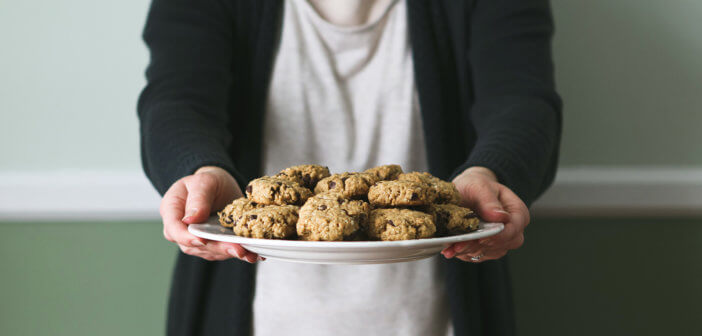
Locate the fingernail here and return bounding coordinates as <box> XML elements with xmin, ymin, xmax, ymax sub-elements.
<box><xmin>257</xmin><ymin>256</ymin><xmax>266</xmax><ymax>261</ymax></box>
<box><xmin>190</xmin><ymin>240</ymin><xmax>205</xmax><ymax>247</ymax></box>
<box><xmin>182</xmin><ymin>208</ymin><xmax>198</xmax><ymax>221</ymax></box>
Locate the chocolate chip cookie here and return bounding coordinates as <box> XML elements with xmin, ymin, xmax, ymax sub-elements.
<box><xmin>398</xmin><ymin>172</ymin><xmax>461</xmax><ymax>204</ymax></box>
<box><xmin>364</xmin><ymin>164</ymin><xmax>403</xmax><ymax>181</ymax></box>
<box><xmin>218</xmin><ymin>197</ymin><xmax>261</xmax><ymax>228</ymax></box>
<box><xmin>367</xmin><ymin>180</ymin><xmax>435</xmax><ymax>207</ymax></box>
<box><xmin>297</xmin><ymin>192</ymin><xmax>371</xmax><ymax>241</ymax></box>
<box><xmin>367</xmin><ymin>208</ymin><xmax>436</xmax><ymax>241</ymax></box>
<box><xmin>232</xmin><ymin>205</ymin><xmax>300</xmax><ymax>239</ymax></box>
<box><xmin>432</xmin><ymin>204</ymin><xmax>479</xmax><ymax>236</ymax></box>
<box><xmin>245</xmin><ymin>176</ymin><xmax>312</xmax><ymax>206</ymax></box>
<box><xmin>274</xmin><ymin>164</ymin><xmax>331</xmax><ymax>189</ymax></box>
<box><xmin>313</xmin><ymin>172</ymin><xmax>378</xmax><ymax>199</ymax></box>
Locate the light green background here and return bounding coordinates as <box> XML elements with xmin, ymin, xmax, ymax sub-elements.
<box><xmin>2</xmin><ymin>219</ymin><xmax>700</xmax><ymax>335</ymax></box>
<box><xmin>1</xmin><ymin>0</ymin><xmax>701</xmax><ymax>335</ymax></box>
<box><xmin>1</xmin><ymin>0</ymin><xmax>702</xmax><ymax>170</ymax></box>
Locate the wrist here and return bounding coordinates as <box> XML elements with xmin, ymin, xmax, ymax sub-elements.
<box><xmin>460</xmin><ymin>166</ymin><xmax>498</xmax><ymax>183</ymax></box>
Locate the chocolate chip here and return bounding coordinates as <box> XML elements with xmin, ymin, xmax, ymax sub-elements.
<box><xmin>302</xmin><ymin>174</ymin><xmax>311</xmax><ymax>186</ymax></box>
<box><xmin>243</xmin><ymin>223</ymin><xmax>248</xmax><ymax>228</ymax></box>
<box><xmin>246</xmin><ymin>185</ymin><xmax>252</xmax><ymax>194</ymax></box>
<box><xmin>317</xmin><ymin>205</ymin><xmax>327</xmax><ymax>210</ymax></box>
<box><xmin>410</xmin><ymin>193</ymin><xmax>418</xmax><ymax>200</ymax></box>
<box><xmin>249</xmin><ymin>214</ymin><xmax>257</xmax><ymax>220</ymax></box>
<box><xmin>276</xmin><ymin>181</ymin><xmax>282</xmax><ymax>186</ymax></box>
<box><xmin>224</xmin><ymin>215</ymin><xmax>233</xmax><ymax>224</ymax></box>
<box><xmin>329</xmin><ymin>181</ymin><xmax>337</xmax><ymax>189</ymax></box>
<box><xmin>388</xmin><ymin>220</ymin><xmax>395</xmax><ymax>226</ymax></box>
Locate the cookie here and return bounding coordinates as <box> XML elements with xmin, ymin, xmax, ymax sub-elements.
<box><xmin>432</xmin><ymin>204</ymin><xmax>479</xmax><ymax>236</ymax></box>
<box><xmin>218</xmin><ymin>197</ymin><xmax>261</xmax><ymax>228</ymax></box>
<box><xmin>274</xmin><ymin>164</ymin><xmax>331</xmax><ymax>189</ymax></box>
<box><xmin>367</xmin><ymin>180</ymin><xmax>435</xmax><ymax>207</ymax></box>
<box><xmin>245</xmin><ymin>176</ymin><xmax>312</xmax><ymax>206</ymax></box>
<box><xmin>398</xmin><ymin>172</ymin><xmax>461</xmax><ymax>204</ymax></box>
<box><xmin>232</xmin><ymin>205</ymin><xmax>299</xmax><ymax>239</ymax></box>
<box><xmin>297</xmin><ymin>192</ymin><xmax>371</xmax><ymax>241</ymax></box>
<box><xmin>364</xmin><ymin>164</ymin><xmax>403</xmax><ymax>181</ymax></box>
<box><xmin>313</xmin><ymin>172</ymin><xmax>378</xmax><ymax>199</ymax></box>
<box><xmin>367</xmin><ymin>208</ymin><xmax>436</xmax><ymax>241</ymax></box>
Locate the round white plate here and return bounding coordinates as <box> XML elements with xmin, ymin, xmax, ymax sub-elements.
<box><xmin>189</xmin><ymin>216</ymin><xmax>503</xmax><ymax>265</ymax></box>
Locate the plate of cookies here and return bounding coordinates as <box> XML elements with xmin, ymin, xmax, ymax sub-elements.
<box><xmin>188</xmin><ymin>164</ymin><xmax>504</xmax><ymax>264</ymax></box>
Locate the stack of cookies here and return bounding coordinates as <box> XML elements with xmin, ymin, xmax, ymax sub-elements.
<box><xmin>218</xmin><ymin>164</ymin><xmax>480</xmax><ymax>241</ymax></box>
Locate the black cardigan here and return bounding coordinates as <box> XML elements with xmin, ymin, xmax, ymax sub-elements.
<box><xmin>138</xmin><ymin>1</ymin><xmax>562</xmax><ymax>335</ymax></box>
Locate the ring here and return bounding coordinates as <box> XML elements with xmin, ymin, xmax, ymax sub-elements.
<box><xmin>470</xmin><ymin>253</ymin><xmax>484</xmax><ymax>262</ymax></box>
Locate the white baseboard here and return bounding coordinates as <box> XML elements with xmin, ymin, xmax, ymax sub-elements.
<box><xmin>1</xmin><ymin>167</ymin><xmax>701</xmax><ymax>221</ymax></box>
<box><xmin>0</xmin><ymin>171</ymin><xmax>161</xmax><ymax>221</ymax></box>
<box><xmin>531</xmin><ymin>167</ymin><xmax>702</xmax><ymax>217</ymax></box>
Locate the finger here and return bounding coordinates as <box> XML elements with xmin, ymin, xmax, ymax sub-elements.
<box><xmin>456</xmin><ymin>248</ymin><xmax>506</xmax><ymax>263</ymax></box>
<box><xmin>178</xmin><ymin>245</ymin><xmax>213</xmax><ymax>260</ymax></box>
<box><xmin>182</xmin><ymin>173</ymin><xmax>219</xmax><ymax>224</ymax></box>
<box><xmin>458</xmin><ymin>180</ymin><xmax>510</xmax><ymax>224</ymax></box>
<box><xmin>209</xmin><ymin>241</ymin><xmax>258</xmax><ymax>261</ymax></box>
<box><xmin>479</xmin><ymin>187</ymin><xmax>529</xmax><ymax>246</ymax></box>
<box><xmin>162</xmin><ymin>182</ymin><xmax>207</xmax><ymax>247</ymax></box>
<box><xmin>441</xmin><ymin>240</ymin><xmax>481</xmax><ymax>259</ymax></box>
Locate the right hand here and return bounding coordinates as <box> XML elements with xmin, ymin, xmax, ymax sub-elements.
<box><xmin>160</xmin><ymin>166</ymin><xmax>261</xmax><ymax>263</ymax></box>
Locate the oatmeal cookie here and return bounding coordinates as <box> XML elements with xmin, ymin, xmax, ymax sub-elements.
<box><xmin>274</xmin><ymin>164</ymin><xmax>331</xmax><ymax>189</ymax></box>
<box><xmin>232</xmin><ymin>205</ymin><xmax>299</xmax><ymax>239</ymax></box>
<box><xmin>367</xmin><ymin>180</ymin><xmax>435</xmax><ymax>207</ymax></box>
<box><xmin>432</xmin><ymin>204</ymin><xmax>479</xmax><ymax>235</ymax></box>
<box><xmin>367</xmin><ymin>208</ymin><xmax>436</xmax><ymax>241</ymax></box>
<box><xmin>313</xmin><ymin>172</ymin><xmax>378</xmax><ymax>198</ymax></box>
<box><xmin>398</xmin><ymin>172</ymin><xmax>461</xmax><ymax>204</ymax></box>
<box><xmin>217</xmin><ymin>197</ymin><xmax>261</xmax><ymax>228</ymax></box>
<box><xmin>245</xmin><ymin>176</ymin><xmax>312</xmax><ymax>205</ymax></box>
<box><xmin>364</xmin><ymin>164</ymin><xmax>403</xmax><ymax>181</ymax></box>
<box><xmin>297</xmin><ymin>192</ymin><xmax>371</xmax><ymax>241</ymax></box>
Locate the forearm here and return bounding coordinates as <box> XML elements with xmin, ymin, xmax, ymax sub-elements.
<box><xmin>457</xmin><ymin>0</ymin><xmax>562</xmax><ymax>205</ymax></box>
<box><xmin>138</xmin><ymin>0</ymin><xmax>241</xmax><ymax>195</ymax></box>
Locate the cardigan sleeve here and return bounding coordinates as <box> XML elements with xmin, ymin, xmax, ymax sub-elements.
<box><xmin>454</xmin><ymin>0</ymin><xmax>563</xmax><ymax>206</ymax></box>
<box><xmin>137</xmin><ymin>0</ymin><xmax>245</xmax><ymax>195</ymax></box>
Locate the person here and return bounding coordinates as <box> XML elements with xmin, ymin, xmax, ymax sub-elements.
<box><xmin>138</xmin><ymin>0</ymin><xmax>562</xmax><ymax>335</ymax></box>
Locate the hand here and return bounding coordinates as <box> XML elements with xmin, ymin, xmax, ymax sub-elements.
<box><xmin>441</xmin><ymin>166</ymin><xmax>530</xmax><ymax>263</ymax></box>
<box><xmin>160</xmin><ymin>166</ymin><xmax>262</xmax><ymax>263</ymax></box>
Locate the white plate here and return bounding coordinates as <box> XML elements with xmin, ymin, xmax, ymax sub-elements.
<box><xmin>188</xmin><ymin>216</ymin><xmax>503</xmax><ymax>265</ymax></box>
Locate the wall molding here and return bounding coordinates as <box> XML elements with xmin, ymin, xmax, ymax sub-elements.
<box><xmin>1</xmin><ymin>167</ymin><xmax>701</xmax><ymax>221</ymax></box>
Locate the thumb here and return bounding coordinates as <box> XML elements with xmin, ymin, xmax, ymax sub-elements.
<box><xmin>460</xmin><ymin>182</ymin><xmax>511</xmax><ymax>224</ymax></box>
<box><xmin>182</xmin><ymin>173</ymin><xmax>219</xmax><ymax>224</ymax></box>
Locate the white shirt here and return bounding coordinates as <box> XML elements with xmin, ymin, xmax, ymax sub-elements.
<box><xmin>255</xmin><ymin>1</ymin><xmax>451</xmax><ymax>335</ymax></box>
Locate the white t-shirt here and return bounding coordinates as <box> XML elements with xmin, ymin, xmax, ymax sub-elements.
<box><xmin>255</xmin><ymin>0</ymin><xmax>451</xmax><ymax>335</ymax></box>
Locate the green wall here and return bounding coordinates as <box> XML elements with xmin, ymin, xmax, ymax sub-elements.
<box><xmin>552</xmin><ymin>0</ymin><xmax>702</xmax><ymax>166</ymax></box>
<box><xmin>2</xmin><ymin>0</ymin><xmax>702</xmax><ymax>169</ymax></box>
<box><xmin>2</xmin><ymin>218</ymin><xmax>700</xmax><ymax>336</ymax></box>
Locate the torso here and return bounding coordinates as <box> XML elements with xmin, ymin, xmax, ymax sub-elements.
<box><xmin>254</xmin><ymin>0</ymin><xmax>451</xmax><ymax>335</ymax></box>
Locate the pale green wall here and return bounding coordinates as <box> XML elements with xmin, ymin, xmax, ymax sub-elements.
<box><xmin>2</xmin><ymin>218</ymin><xmax>700</xmax><ymax>336</ymax></box>
<box><xmin>0</xmin><ymin>1</ymin><xmax>148</xmax><ymax>172</ymax></box>
<box><xmin>2</xmin><ymin>0</ymin><xmax>702</xmax><ymax>170</ymax></box>
<box><xmin>553</xmin><ymin>0</ymin><xmax>702</xmax><ymax>165</ymax></box>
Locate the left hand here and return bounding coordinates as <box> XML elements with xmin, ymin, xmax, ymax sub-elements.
<box><xmin>441</xmin><ymin>166</ymin><xmax>530</xmax><ymax>263</ymax></box>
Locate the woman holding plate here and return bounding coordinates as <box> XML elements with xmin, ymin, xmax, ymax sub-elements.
<box><xmin>138</xmin><ymin>0</ymin><xmax>561</xmax><ymax>335</ymax></box>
